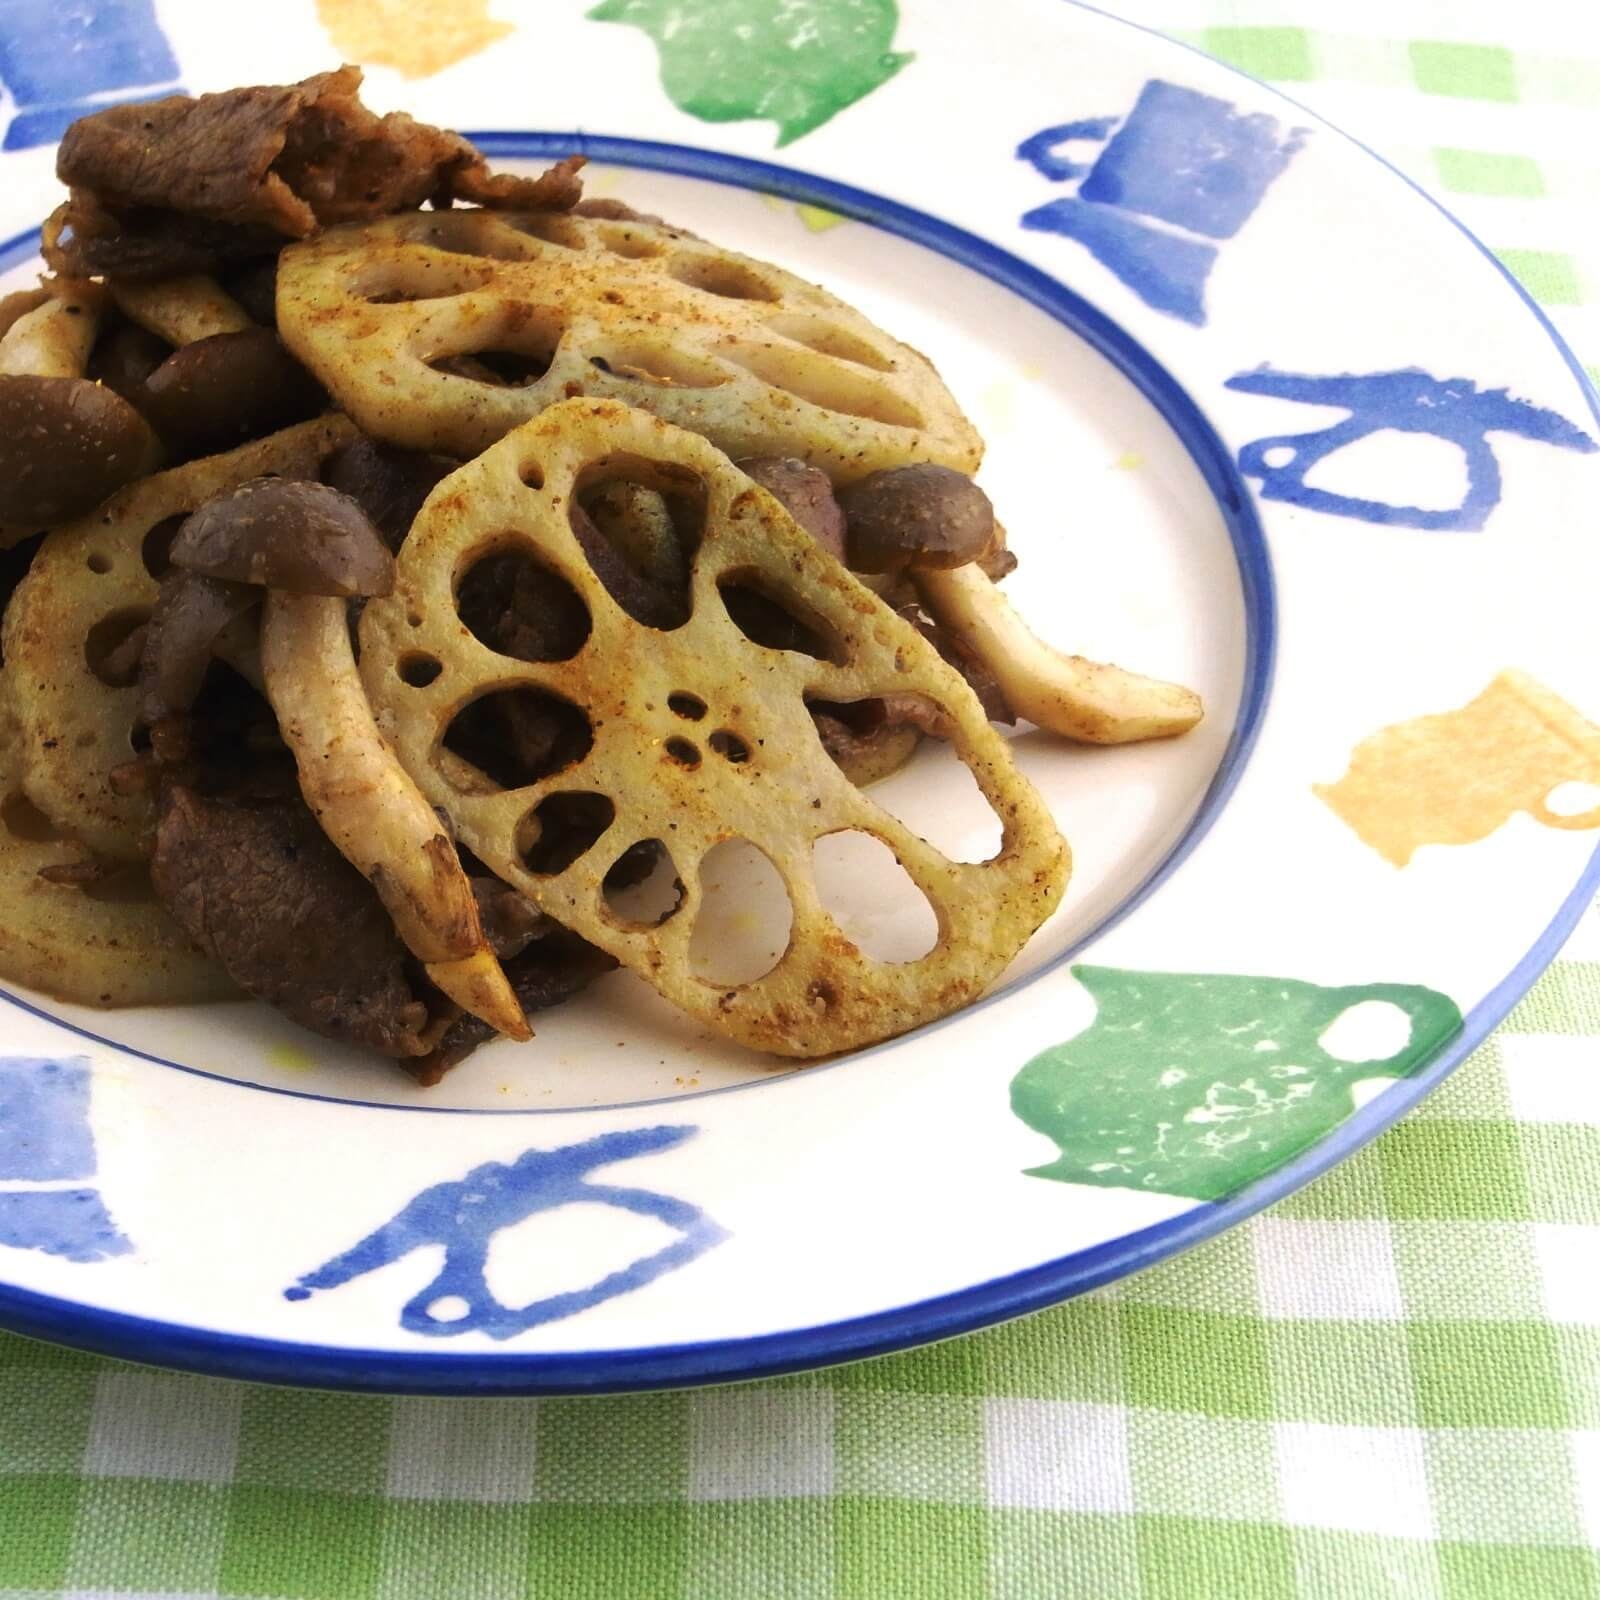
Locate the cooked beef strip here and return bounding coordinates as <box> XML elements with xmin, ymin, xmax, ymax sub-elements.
<box><xmin>45</xmin><ymin>67</ymin><xmax>584</xmax><ymax>282</ymax></box>
<box><xmin>152</xmin><ymin>784</ymin><xmax>437</xmax><ymax>1057</ymax></box>
<box><xmin>321</xmin><ymin>437</ymin><xmax>458</xmax><ymax>550</ymax></box>
<box><xmin>471</xmin><ymin>878</ymin><xmax>551</xmax><ymax>960</ymax></box>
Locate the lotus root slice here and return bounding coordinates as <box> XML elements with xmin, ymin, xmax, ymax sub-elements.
<box><xmin>278</xmin><ymin>207</ymin><xmax>982</xmax><ymax>481</ymax></box>
<box><xmin>359</xmin><ymin>399</ymin><xmax>1068</xmax><ymax>1057</ymax></box>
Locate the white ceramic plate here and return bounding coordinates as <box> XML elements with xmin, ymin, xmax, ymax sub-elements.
<box><xmin>0</xmin><ymin>0</ymin><xmax>1595</xmax><ymax>1391</ymax></box>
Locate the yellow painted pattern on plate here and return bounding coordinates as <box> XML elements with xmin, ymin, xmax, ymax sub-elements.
<box><xmin>1316</xmin><ymin>670</ymin><xmax>1600</xmax><ymax>865</ymax></box>
<box><xmin>316</xmin><ymin>0</ymin><xmax>511</xmax><ymax>78</ymax></box>
<box><xmin>266</xmin><ymin>1042</ymin><xmax>318</xmax><ymax>1073</ymax></box>
<box><xmin>760</xmin><ymin>194</ymin><xmax>849</xmax><ymax>231</ymax></box>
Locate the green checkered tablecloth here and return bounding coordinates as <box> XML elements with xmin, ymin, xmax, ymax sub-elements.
<box><xmin>2</xmin><ymin>3</ymin><xmax>1598</xmax><ymax>1596</ymax></box>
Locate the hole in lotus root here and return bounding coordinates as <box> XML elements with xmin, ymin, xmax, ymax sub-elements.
<box><xmin>456</xmin><ymin>544</ymin><xmax>591</xmax><ymax>662</ymax></box>
<box><xmin>397</xmin><ymin>652</ymin><xmax>442</xmax><ymax>687</ymax></box>
<box><xmin>766</xmin><ymin>313</ymin><xmax>895</xmax><ymax>372</ymax></box>
<box><xmin>718</xmin><ymin>571</ymin><xmax>845</xmax><ymax>662</ymax></box>
<box><xmin>601</xmin><ymin>839</ymin><xmax>683</xmax><ymax>928</ymax></box>
<box><xmin>442</xmin><ymin>687</ymin><xmax>593</xmax><ymax>790</ymax></box>
<box><xmin>668</xmin><ymin>692</ymin><xmax>706</xmax><ymax>721</ymax></box>
<box><xmin>724</xmin><ymin>343</ymin><xmax>925</xmax><ymax>430</ymax></box>
<box><xmin>142</xmin><ymin>513</ymin><xmax>188</xmax><ymax>580</ymax></box>
<box><xmin>666</xmin><ymin>254</ymin><xmax>780</xmax><ymax>302</ymax></box>
<box><xmin>86</xmin><ymin>552</ymin><xmax>112</xmax><ymax>575</ymax></box>
<box><xmin>430</xmin><ymin>349</ymin><xmax>555</xmax><ymax>387</ymax></box>
<box><xmin>599</xmin><ymin>226</ymin><xmax>665</xmax><ymax>260</ymax></box>
<box><xmin>587</xmin><ymin>343</ymin><xmax>729</xmax><ymax>389</ymax></box>
<box><xmin>510</xmin><ymin>213</ymin><xmax>588</xmax><ymax>250</ymax></box>
<box><xmin>708</xmin><ymin>729</ymin><xmax>750</xmax><ymax>765</ymax></box>
<box><xmin>571</xmin><ymin>458</ymin><xmax>704</xmax><ymax>631</ymax></box>
<box><xmin>664</xmin><ymin>737</ymin><xmax>701</xmax><ymax>769</ymax></box>
<box><xmin>2</xmin><ymin>791</ymin><xmax>70</xmax><ymax>843</ymax></box>
<box><xmin>518</xmin><ymin>791</ymin><xmax>616</xmax><ymax>875</ymax></box>
<box><xmin>410</xmin><ymin>211</ymin><xmax>532</xmax><ymax>260</ymax></box>
<box><xmin>85</xmin><ymin>608</ymin><xmax>151</xmax><ymax>689</ymax></box>
<box><xmin>357</xmin><ymin>256</ymin><xmax>496</xmax><ymax>304</ymax></box>
<box><xmin>821</xmin><ymin>698</ymin><xmax>1002</xmax><ymax>863</ymax></box>
<box><xmin>688</xmin><ymin>839</ymin><xmax>792</xmax><ymax>986</ymax></box>
<box><xmin>811</xmin><ymin>830</ymin><xmax>939</xmax><ymax>963</ymax></box>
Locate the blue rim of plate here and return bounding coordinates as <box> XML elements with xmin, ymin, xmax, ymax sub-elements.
<box><xmin>0</xmin><ymin>33</ymin><xmax>1594</xmax><ymax>1386</ymax></box>
<box><xmin>0</xmin><ymin>135</ymin><xmax>1275</xmax><ymax>1115</ymax></box>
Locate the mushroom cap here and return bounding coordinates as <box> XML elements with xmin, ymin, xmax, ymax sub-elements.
<box><xmin>170</xmin><ymin>477</ymin><xmax>396</xmax><ymax>597</ymax></box>
<box><xmin>736</xmin><ymin>456</ymin><xmax>846</xmax><ymax>561</ymax></box>
<box><xmin>0</xmin><ymin>374</ymin><xmax>160</xmax><ymax>525</ymax></box>
<box><xmin>140</xmin><ymin>328</ymin><xmax>325</xmax><ymax>460</ymax></box>
<box><xmin>838</xmin><ymin>463</ymin><xmax>995</xmax><ymax>576</ymax></box>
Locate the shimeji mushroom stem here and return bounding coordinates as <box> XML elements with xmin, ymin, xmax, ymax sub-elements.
<box><xmin>112</xmin><ymin>276</ymin><xmax>254</xmax><ymax>347</ymax></box>
<box><xmin>913</xmin><ymin>562</ymin><xmax>1203</xmax><ymax>745</ymax></box>
<box><xmin>0</xmin><ymin>284</ymin><xmax>102</xmax><ymax>377</ymax></box>
<box><xmin>261</xmin><ymin>590</ymin><xmax>530</xmax><ymax>1041</ymax></box>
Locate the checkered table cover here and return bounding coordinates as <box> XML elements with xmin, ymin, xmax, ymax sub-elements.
<box><xmin>1</xmin><ymin>3</ymin><xmax>1597</xmax><ymax>1595</ymax></box>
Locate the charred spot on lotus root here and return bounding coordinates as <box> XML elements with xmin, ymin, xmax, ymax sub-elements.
<box><xmin>455</xmin><ymin>543</ymin><xmax>591</xmax><ymax>663</ymax></box>
<box><xmin>85</xmin><ymin>607</ymin><xmax>151</xmax><ymax>688</ymax></box>
<box><xmin>601</xmin><ymin>838</ymin><xmax>683</xmax><ymax>928</ymax></box>
<box><xmin>441</xmin><ymin>686</ymin><xmax>593</xmax><ymax>791</ymax></box>
<box><xmin>718</xmin><ymin>571</ymin><xmax>845</xmax><ymax>662</ymax></box>
<box><xmin>570</xmin><ymin>455</ymin><xmax>704</xmax><ymax>630</ymax></box>
<box><xmin>517</xmin><ymin>791</ymin><xmax>616</xmax><ymax>875</ymax></box>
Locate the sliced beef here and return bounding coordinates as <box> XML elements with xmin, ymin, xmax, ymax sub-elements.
<box><xmin>152</xmin><ymin>785</ymin><xmax>435</xmax><ymax>1057</ymax></box>
<box><xmin>470</xmin><ymin>878</ymin><xmax>550</xmax><ymax>960</ymax></box>
<box><xmin>45</xmin><ymin>67</ymin><xmax>584</xmax><ymax>281</ymax></box>
<box><xmin>457</xmin><ymin>550</ymin><xmax>592</xmax><ymax>663</ymax></box>
<box><xmin>321</xmin><ymin>436</ymin><xmax>457</xmax><ymax>551</ymax></box>
<box><xmin>410</xmin><ymin>928</ymin><xmax>616</xmax><ymax>1085</ymax></box>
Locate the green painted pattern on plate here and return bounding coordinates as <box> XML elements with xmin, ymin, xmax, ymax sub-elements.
<box><xmin>588</xmin><ymin>0</ymin><xmax>911</xmax><ymax>146</ymax></box>
<box><xmin>1011</xmin><ymin>966</ymin><xmax>1463</xmax><ymax>1201</ymax></box>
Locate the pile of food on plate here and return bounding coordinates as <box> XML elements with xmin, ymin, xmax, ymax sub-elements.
<box><xmin>0</xmin><ymin>69</ymin><xmax>1201</xmax><ymax>1082</ymax></box>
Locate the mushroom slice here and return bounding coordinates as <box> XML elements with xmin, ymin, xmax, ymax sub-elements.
<box><xmin>359</xmin><ymin>399</ymin><xmax>1069</xmax><ymax>1058</ymax></box>
<box><xmin>0</xmin><ymin>285</ymin><xmax>162</xmax><ymax>533</ymax></box>
<box><xmin>172</xmin><ymin>478</ymin><xmax>394</xmax><ymax>595</ymax></box>
<box><xmin>914</xmin><ymin>563</ymin><xmax>1203</xmax><ymax>744</ymax></box>
<box><xmin>278</xmin><ymin>208</ymin><xmax>982</xmax><ymax>480</ymax></box>
<box><xmin>261</xmin><ymin>591</ymin><xmax>528</xmax><ymax>1041</ymax></box>
<box><xmin>3</xmin><ymin>416</ymin><xmax>357</xmax><ymax>859</ymax></box>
